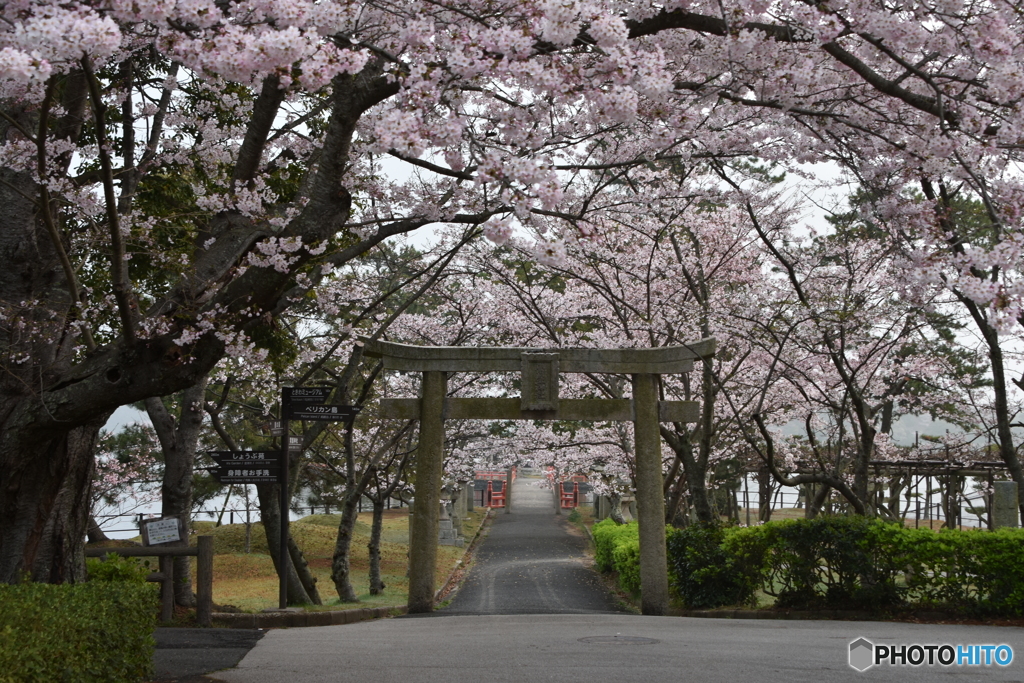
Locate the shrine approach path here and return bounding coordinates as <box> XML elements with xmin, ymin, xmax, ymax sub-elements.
<box><xmin>438</xmin><ymin>473</ymin><xmax>622</xmax><ymax>616</ymax></box>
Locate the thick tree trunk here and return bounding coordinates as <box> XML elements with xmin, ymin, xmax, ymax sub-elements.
<box><xmin>0</xmin><ymin>97</ymin><xmax>103</xmax><ymax>585</ymax></box>
<box><xmin>681</xmin><ymin>455</ymin><xmax>714</xmax><ymax>522</ymax></box>
<box><xmin>665</xmin><ymin>470</ymin><xmax>688</xmax><ymax>524</ymax></box>
<box><xmin>0</xmin><ymin>414</ymin><xmax>106</xmax><ymax>584</ymax></box>
<box><xmin>608</xmin><ymin>492</ymin><xmax>627</xmax><ymax>525</ymax></box>
<box><xmin>368</xmin><ymin>499</ymin><xmax>386</xmax><ymax>595</ymax></box>
<box><xmin>662</xmin><ymin>429</ymin><xmax>714</xmax><ymax>523</ymax></box>
<box><xmin>287</xmin><ymin>533</ymin><xmax>321</xmax><ymax>603</ymax></box>
<box><xmin>331</xmin><ymin>493</ymin><xmax>361</xmax><ymax>602</ymax></box>
<box><xmin>887</xmin><ymin>474</ymin><xmax>905</xmax><ymax>519</ymax></box>
<box><xmin>146</xmin><ymin>378</ymin><xmax>208</xmax><ymax>608</ymax></box>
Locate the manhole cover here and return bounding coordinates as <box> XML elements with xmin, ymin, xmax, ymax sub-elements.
<box><xmin>578</xmin><ymin>636</ymin><xmax>660</xmax><ymax>645</ymax></box>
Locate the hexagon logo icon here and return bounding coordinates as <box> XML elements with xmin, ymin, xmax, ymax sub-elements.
<box><xmin>849</xmin><ymin>638</ymin><xmax>875</xmax><ymax>671</ymax></box>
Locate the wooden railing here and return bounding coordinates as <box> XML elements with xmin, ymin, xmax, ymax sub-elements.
<box><xmin>86</xmin><ymin>536</ymin><xmax>213</xmax><ymax>627</ymax></box>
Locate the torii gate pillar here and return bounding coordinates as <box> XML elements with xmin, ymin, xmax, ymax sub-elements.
<box><xmin>632</xmin><ymin>373</ymin><xmax>669</xmax><ymax>614</ymax></box>
<box><xmin>408</xmin><ymin>371</ymin><xmax>447</xmax><ymax>613</ymax></box>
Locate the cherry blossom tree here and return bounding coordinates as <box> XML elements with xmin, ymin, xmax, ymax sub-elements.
<box><xmin>5</xmin><ymin>0</ymin><xmax>1024</xmax><ymax>583</ymax></box>
<box><xmin>713</xmin><ymin>184</ymin><xmax>977</xmax><ymax>517</ymax></box>
<box><xmin>361</xmin><ymin>436</ymin><xmax>414</xmax><ymax>596</ymax></box>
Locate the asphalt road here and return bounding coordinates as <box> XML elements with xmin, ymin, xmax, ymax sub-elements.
<box><xmin>440</xmin><ymin>475</ymin><xmax>622</xmax><ymax>615</ymax></box>
<box><xmin>152</xmin><ymin>628</ymin><xmax>264</xmax><ymax>682</ymax></box>
<box><xmin>210</xmin><ymin>614</ymin><xmax>1024</xmax><ymax>683</ymax></box>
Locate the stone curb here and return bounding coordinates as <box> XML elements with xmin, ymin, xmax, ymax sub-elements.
<box><xmin>211</xmin><ymin>605</ymin><xmax>407</xmax><ymax>629</ymax></box>
<box><xmin>674</xmin><ymin>608</ymin><xmax>959</xmax><ymax>622</ymax></box>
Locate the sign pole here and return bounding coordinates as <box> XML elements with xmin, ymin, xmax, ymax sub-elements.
<box><xmin>279</xmin><ymin>413</ymin><xmax>291</xmax><ymax>609</ymax></box>
<box><xmin>275</xmin><ymin>386</ymin><xmax>356</xmax><ymax>609</ymax></box>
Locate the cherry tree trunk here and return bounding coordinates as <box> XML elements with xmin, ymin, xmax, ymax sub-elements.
<box><xmin>0</xmin><ymin>411</ymin><xmax>106</xmax><ymax>584</ymax></box>
<box><xmin>675</xmin><ymin>438</ymin><xmax>714</xmax><ymax>523</ymax></box>
<box><xmin>0</xmin><ymin>129</ymin><xmax>105</xmax><ymax>584</ymax></box>
<box><xmin>255</xmin><ymin>483</ymin><xmax>319</xmax><ymax>605</ymax></box>
<box><xmin>87</xmin><ymin>515</ymin><xmax>111</xmax><ymax>544</ymax></box>
<box><xmin>608</xmin><ymin>492</ymin><xmax>627</xmax><ymax>525</ymax></box>
<box><xmin>368</xmin><ymin>499</ymin><xmax>386</xmax><ymax>595</ymax></box>
<box><xmin>757</xmin><ymin>468</ymin><xmax>774</xmax><ymax>523</ymax></box>
<box><xmin>146</xmin><ymin>378</ymin><xmax>208</xmax><ymax>608</ymax></box>
<box><xmin>330</xmin><ymin>493</ymin><xmax>361</xmax><ymax>602</ymax></box>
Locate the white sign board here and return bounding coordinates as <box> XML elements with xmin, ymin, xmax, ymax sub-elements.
<box><xmin>145</xmin><ymin>518</ymin><xmax>181</xmax><ymax>545</ymax></box>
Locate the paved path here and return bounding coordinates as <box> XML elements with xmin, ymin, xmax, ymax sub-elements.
<box><xmin>210</xmin><ymin>615</ymin><xmax>1024</xmax><ymax>682</ymax></box>
<box><xmin>152</xmin><ymin>628</ymin><xmax>263</xmax><ymax>682</ymax></box>
<box><xmin>440</xmin><ymin>475</ymin><xmax>621</xmax><ymax>615</ymax></box>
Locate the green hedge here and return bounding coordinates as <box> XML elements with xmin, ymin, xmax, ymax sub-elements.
<box><xmin>612</xmin><ymin>539</ymin><xmax>642</xmax><ymax>595</ymax></box>
<box><xmin>0</xmin><ymin>581</ymin><xmax>157</xmax><ymax>682</ymax></box>
<box><xmin>592</xmin><ymin>518</ymin><xmax>638</xmax><ymax>572</ymax></box>
<box><xmin>666</xmin><ymin>524</ymin><xmax>760</xmax><ymax>608</ymax></box>
<box><xmin>592</xmin><ymin>519</ymin><xmax>642</xmax><ymax>593</ymax></box>
<box><xmin>666</xmin><ymin>517</ymin><xmax>1024</xmax><ymax>615</ymax></box>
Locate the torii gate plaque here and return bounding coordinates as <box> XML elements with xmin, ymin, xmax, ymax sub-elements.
<box><xmin>361</xmin><ymin>337</ymin><xmax>715</xmax><ymax>615</ymax></box>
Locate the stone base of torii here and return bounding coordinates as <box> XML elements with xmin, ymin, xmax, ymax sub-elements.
<box><xmin>360</xmin><ymin>337</ymin><xmax>715</xmax><ymax>616</ymax></box>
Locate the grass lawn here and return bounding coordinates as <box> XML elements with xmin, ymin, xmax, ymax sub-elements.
<box><xmin>90</xmin><ymin>508</ymin><xmax>489</xmax><ymax>614</ymax></box>
<box><xmin>204</xmin><ymin>508</ymin><xmax>489</xmax><ymax>612</ymax></box>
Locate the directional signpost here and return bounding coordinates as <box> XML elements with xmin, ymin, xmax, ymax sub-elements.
<box><xmin>283</xmin><ymin>387</ymin><xmax>330</xmax><ymax>409</ymax></box>
<box><xmin>209</xmin><ymin>451</ymin><xmax>281</xmax><ymax>484</ymax></box>
<box><xmin>275</xmin><ymin>387</ymin><xmax>361</xmax><ymax>608</ymax></box>
<box><xmin>284</xmin><ymin>403</ymin><xmax>361</xmax><ymax>421</ymax></box>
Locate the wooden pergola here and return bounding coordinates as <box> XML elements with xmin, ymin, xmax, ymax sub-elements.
<box><xmin>360</xmin><ymin>337</ymin><xmax>715</xmax><ymax>615</ymax></box>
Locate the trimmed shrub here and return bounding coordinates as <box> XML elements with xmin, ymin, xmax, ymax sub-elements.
<box><xmin>592</xmin><ymin>519</ymin><xmax>645</xmax><ymax>594</ymax></box>
<box><xmin>612</xmin><ymin>538</ymin><xmax>642</xmax><ymax>595</ymax></box>
<box><xmin>601</xmin><ymin>513</ymin><xmax>1024</xmax><ymax>616</ymax></box>
<box><xmin>899</xmin><ymin>527</ymin><xmax>1024</xmax><ymax>616</ymax></box>
<box><xmin>592</xmin><ymin>519</ymin><xmax>638</xmax><ymax>572</ymax></box>
<box><xmin>0</xmin><ymin>581</ymin><xmax>157</xmax><ymax>683</ymax></box>
<box><xmin>678</xmin><ymin>517</ymin><xmax>1024</xmax><ymax>616</ymax></box>
<box><xmin>667</xmin><ymin>523</ymin><xmax>762</xmax><ymax>608</ymax></box>
<box><xmin>756</xmin><ymin>516</ymin><xmax>908</xmax><ymax>609</ymax></box>
<box><xmin>86</xmin><ymin>553</ymin><xmax>151</xmax><ymax>583</ymax></box>
<box><xmin>971</xmin><ymin>528</ymin><xmax>1024</xmax><ymax>615</ymax></box>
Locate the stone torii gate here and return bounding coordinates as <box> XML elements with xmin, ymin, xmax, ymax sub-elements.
<box><xmin>360</xmin><ymin>337</ymin><xmax>715</xmax><ymax>615</ymax></box>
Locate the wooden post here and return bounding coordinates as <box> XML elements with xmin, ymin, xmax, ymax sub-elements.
<box><xmin>632</xmin><ymin>373</ymin><xmax>668</xmax><ymax>616</ymax></box>
<box><xmin>279</xmin><ymin>417</ymin><xmax>291</xmax><ymax>609</ymax></box>
<box><xmin>159</xmin><ymin>555</ymin><xmax>174</xmax><ymax>623</ymax></box>
<box><xmin>197</xmin><ymin>535</ymin><xmax>213</xmax><ymax>627</ymax></box>
<box><xmin>408</xmin><ymin>371</ymin><xmax>446</xmax><ymax>613</ymax></box>
<box><xmin>505</xmin><ymin>467</ymin><xmax>513</xmax><ymax>514</ymax></box>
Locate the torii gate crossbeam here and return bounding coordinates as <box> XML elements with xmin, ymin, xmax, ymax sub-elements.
<box><xmin>360</xmin><ymin>337</ymin><xmax>715</xmax><ymax>616</ymax></box>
